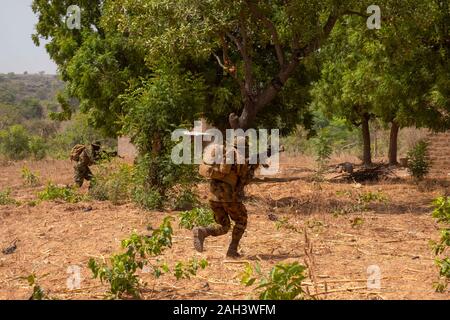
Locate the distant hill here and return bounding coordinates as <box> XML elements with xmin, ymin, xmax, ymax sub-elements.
<box><xmin>0</xmin><ymin>73</ymin><xmax>64</xmax><ymax>106</ymax></box>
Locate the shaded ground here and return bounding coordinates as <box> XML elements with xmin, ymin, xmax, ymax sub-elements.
<box><xmin>0</xmin><ymin>158</ymin><xmax>449</xmax><ymax>300</ymax></box>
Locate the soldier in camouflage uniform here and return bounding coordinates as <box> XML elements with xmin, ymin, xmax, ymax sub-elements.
<box><xmin>73</xmin><ymin>142</ymin><xmax>101</xmax><ymax>188</ymax></box>
<box><xmin>193</xmin><ymin>137</ymin><xmax>257</xmax><ymax>258</ymax></box>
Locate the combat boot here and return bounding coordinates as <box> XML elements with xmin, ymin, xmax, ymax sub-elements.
<box><xmin>226</xmin><ymin>240</ymin><xmax>241</xmax><ymax>258</ymax></box>
<box><xmin>193</xmin><ymin>227</ymin><xmax>208</xmax><ymax>252</ymax></box>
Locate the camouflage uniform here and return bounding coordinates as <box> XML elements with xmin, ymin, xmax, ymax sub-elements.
<box><xmin>73</xmin><ymin>144</ymin><xmax>100</xmax><ymax>187</ymax></box>
<box><xmin>194</xmin><ymin>141</ymin><xmax>256</xmax><ymax>258</ymax></box>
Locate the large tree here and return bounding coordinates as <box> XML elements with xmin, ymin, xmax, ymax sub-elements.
<box><xmin>102</xmin><ymin>0</ymin><xmax>388</xmax><ymax>131</ymax></box>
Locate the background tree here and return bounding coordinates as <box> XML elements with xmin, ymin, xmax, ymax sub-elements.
<box><xmin>32</xmin><ymin>0</ymin><xmax>151</xmax><ymax>136</ymax></box>
<box><xmin>312</xmin><ymin>1</ymin><xmax>450</xmax><ymax>166</ymax></box>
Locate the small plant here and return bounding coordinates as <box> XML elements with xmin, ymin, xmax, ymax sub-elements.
<box><xmin>173</xmin><ymin>258</ymin><xmax>208</xmax><ymax>280</ymax></box>
<box><xmin>407</xmin><ymin>140</ymin><xmax>430</xmax><ymax>181</ymax></box>
<box><xmin>241</xmin><ymin>262</ymin><xmax>309</xmax><ymax>300</ymax></box>
<box><xmin>431</xmin><ymin>196</ymin><xmax>450</xmax><ymax>292</ymax></box>
<box><xmin>179</xmin><ymin>207</ymin><xmax>215</xmax><ymax>230</ymax></box>
<box><xmin>333</xmin><ymin>190</ymin><xmax>387</xmax><ymax>215</ymax></box>
<box><xmin>21</xmin><ymin>167</ymin><xmax>40</xmax><ymax>187</ymax></box>
<box><xmin>355</xmin><ymin>191</ymin><xmax>388</xmax><ymax>212</ymax></box>
<box><xmin>88</xmin><ymin>217</ymin><xmax>208</xmax><ymax>299</ymax></box>
<box><xmin>0</xmin><ymin>189</ymin><xmax>19</xmax><ymax>206</ymax></box>
<box><xmin>37</xmin><ymin>183</ymin><xmax>84</xmax><ymax>203</ymax></box>
<box><xmin>350</xmin><ymin>217</ymin><xmax>364</xmax><ymax>228</ymax></box>
<box><xmin>275</xmin><ymin>217</ymin><xmax>302</xmax><ymax>233</ymax></box>
<box><xmin>24</xmin><ymin>274</ymin><xmax>50</xmax><ymax>300</ymax></box>
<box><xmin>312</xmin><ymin>129</ymin><xmax>332</xmax><ymax>181</ymax></box>
<box><xmin>89</xmin><ymin>217</ymin><xmax>174</xmax><ymax>299</ymax></box>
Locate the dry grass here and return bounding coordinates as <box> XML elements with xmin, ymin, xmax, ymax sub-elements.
<box><xmin>0</xmin><ymin>158</ymin><xmax>448</xmax><ymax>300</ymax></box>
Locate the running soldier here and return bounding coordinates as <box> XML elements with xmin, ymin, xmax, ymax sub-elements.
<box><xmin>193</xmin><ymin>136</ymin><xmax>263</xmax><ymax>258</ymax></box>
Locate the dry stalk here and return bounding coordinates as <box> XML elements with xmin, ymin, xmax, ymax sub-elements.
<box><xmin>303</xmin><ymin>227</ymin><xmax>320</xmax><ymax>296</ymax></box>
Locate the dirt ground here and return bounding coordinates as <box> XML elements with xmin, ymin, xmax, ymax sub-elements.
<box><xmin>0</xmin><ymin>157</ymin><xmax>449</xmax><ymax>300</ymax></box>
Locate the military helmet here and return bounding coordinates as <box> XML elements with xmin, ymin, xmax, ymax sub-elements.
<box><xmin>91</xmin><ymin>141</ymin><xmax>102</xmax><ymax>150</ymax></box>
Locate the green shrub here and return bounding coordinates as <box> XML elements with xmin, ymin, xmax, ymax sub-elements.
<box><xmin>21</xmin><ymin>167</ymin><xmax>40</xmax><ymax>187</ymax></box>
<box><xmin>241</xmin><ymin>262</ymin><xmax>309</xmax><ymax>300</ymax></box>
<box><xmin>89</xmin><ymin>217</ymin><xmax>174</xmax><ymax>299</ymax></box>
<box><xmin>179</xmin><ymin>207</ymin><xmax>215</xmax><ymax>230</ymax></box>
<box><xmin>357</xmin><ymin>191</ymin><xmax>388</xmax><ymax>211</ymax></box>
<box><xmin>37</xmin><ymin>183</ymin><xmax>84</xmax><ymax>203</ymax></box>
<box><xmin>89</xmin><ymin>163</ymin><xmax>133</xmax><ymax>205</ymax></box>
<box><xmin>29</xmin><ymin>136</ymin><xmax>47</xmax><ymax>160</ymax></box>
<box><xmin>131</xmin><ymin>186</ymin><xmax>165</xmax><ymax>210</ymax></box>
<box><xmin>88</xmin><ymin>217</ymin><xmax>208</xmax><ymax>299</ymax></box>
<box><xmin>173</xmin><ymin>258</ymin><xmax>208</xmax><ymax>280</ymax></box>
<box><xmin>171</xmin><ymin>188</ymin><xmax>200</xmax><ymax>211</ymax></box>
<box><xmin>0</xmin><ymin>189</ymin><xmax>19</xmax><ymax>206</ymax></box>
<box><xmin>407</xmin><ymin>140</ymin><xmax>430</xmax><ymax>181</ymax></box>
<box><xmin>312</xmin><ymin>128</ymin><xmax>332</xmax><ymax>180</ymax></box>
<box><xmin>431</xmin><ymin>196</ymin><xmax>450</xmax><ymax>292</ymax></box>
<box><xmin>0</xmin><ymin>125</ymin><xmax>31</xmax><ymax>160</ymax></box>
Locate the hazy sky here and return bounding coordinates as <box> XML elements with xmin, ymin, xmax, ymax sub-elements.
<box><xmin>0</xmin><ymin>0</ymin><xmax>57</xmax><ymax>74</ymax></box>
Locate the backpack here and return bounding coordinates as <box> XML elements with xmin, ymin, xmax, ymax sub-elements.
<box><xmin>70</xmin><ymin>144</ymin><xmax>86</xmax><ymax>162</ymax></box>
<box><xmin>199</xmin><ymin>163</ymin><xmax>238</xmax><ymax>186</ymax></box>
<box><xmin>198</xmin><ymin>144</ymin><xmax>239</xmax><ymax>186</ymax></box>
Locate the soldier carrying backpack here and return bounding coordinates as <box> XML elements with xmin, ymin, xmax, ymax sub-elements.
<box><xmin>70</xmin><ymin>141</ymin><xmax>102</xmax><ymax>187</ymax></box>
<box><xmin>193</xmin><ymin>136</ymin><xmax>282</xmax><ymax>258</ymax></box>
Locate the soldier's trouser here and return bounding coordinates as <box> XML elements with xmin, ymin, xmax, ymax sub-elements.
<box><xmin>208</xmin><ymin>201</ymin><xmax>248</xmax><ymax>244</ymax></box>
<box><xmin>73</xmin><ymin>163</ymin><xmax>93</xmax><ymax>187</ymax></box>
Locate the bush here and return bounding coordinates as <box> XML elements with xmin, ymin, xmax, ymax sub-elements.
<box><xmin>241</xmin><ymin>262</ymin><xmax>309</xmax><ymax>300</ymax></box>
<box><xmin>130</xmin><ymin>155</ymin><xmax>199</xmax><ymax>211</ymax></box>
<box><xmin>21</xmin><ymin>167</ymin><xmax>40</xmax><ymax>187</ymax></box>
<box><xmin>171</xmin><ymin>188</ymin><xmax>200</xmax><ymax>211</ymax></box>
<box><xmin>131</xmin><ymin>186</ymin><xmax>164</xmax><ymax>211</ymax></box>
<box><xmin>0</xmin><ymin>125</ymin><xmax>31</xmax><ymax>160</ymax></box>
<box><xmin>0</xmin><ymin>189</ymin><xmax>19</xmax><ymax>206</ymax></box>
<box><xmin>89</xmin><ymin>163</ymin><xmax>134</xmax><ymax>205</ymax></box>
<box><xmin>37</xmin><ymin>183</ymin><xmax>84</xmax><ymax>203</ymax></box>
<box><xmin>431</xmin><ymin>196</ymin><xmax>450</xmax><ymax>292</ymax></box>
<box><xmin>179</xmin><ymin>207</ymin><xmax>215</xmax><ymax>230</ymax></box>
<box><xmin>29</xmin><ymin>136</ymin><xmax>47</xmax><ymax>160</ymax></box>
<box><xmin>407</xmin><ymin>140</ymin><xmax>430</xmax><ymax>181</ymax></box>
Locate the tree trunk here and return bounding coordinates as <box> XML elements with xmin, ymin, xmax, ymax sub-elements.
<box><xmin>361</xmin><ymin>114</ymin><xmax>372</xmax><ymax>166</ymax></box>
<box><xmin>388</xmin><ymin>120</ymin><xmax>400</xmax><ymax>166</ymax></box>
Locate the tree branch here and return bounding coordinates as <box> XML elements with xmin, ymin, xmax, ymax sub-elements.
<box><xmin>255</xmin><ymin>12</ymin><xmax>340</xmax><ymax>114</ymax></box>
<box><xmin>342</xmin><ymin>10</ymin><xmax>369</xmax><ymax>18</ymax></box>
<box><xmin>239</xmin><ymin>11</ymin><xmax>255</xmax><ymax>99</ymax></box>
<box><xmin>245</xmin><ymin>0</ymin><xmax>285</xmax><ymax>67</ymax></box>
<box><xmin>225</xmin><ymin>31</ymin><xmax>252</xmax><ymax>103</ymax></box>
